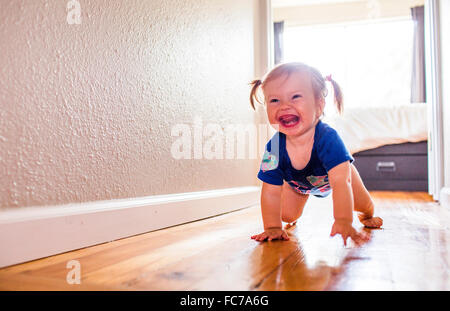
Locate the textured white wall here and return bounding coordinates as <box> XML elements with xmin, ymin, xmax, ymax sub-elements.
<box><xmin>0</xmin><ymin>0</ymin><xmax>258</xmax><ymax>208</ymax></box>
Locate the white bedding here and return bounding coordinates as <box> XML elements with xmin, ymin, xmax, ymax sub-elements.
<box><xmin>323</xmin><ymin>103</ymin><xmax>428</xmax><ymax>155</ymax></box>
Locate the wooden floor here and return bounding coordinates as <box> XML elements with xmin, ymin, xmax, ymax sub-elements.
<box><xmin>1</xmin><ymin>191</ymin><xmax>449</xmax><ymax>291</ymax></box>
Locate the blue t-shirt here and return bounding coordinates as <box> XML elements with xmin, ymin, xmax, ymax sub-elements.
<box><xmin>257</xmin><ymin>120</ymin><xmax>353</xmax><ymax>197</ymax></box>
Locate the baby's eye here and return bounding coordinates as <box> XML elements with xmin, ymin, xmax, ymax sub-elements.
<box><xmin>269</xmin><ymin>98</ymin><xmax>279</xmax><ymax>103</ymax></box>
<box><xmin>292</xmin><ymin>94</ymin><xmax>302</xmax><ymax>99</ymax></box>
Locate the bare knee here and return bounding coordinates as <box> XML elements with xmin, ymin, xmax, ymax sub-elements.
<box><xmin>281</xmin><ymin>210</ymin><xmax>302</xmax><ymax>223</ymax></box>
<box><xmin>280</xmin><ymin>183</ymin><xmax>308</xmax><ymax>223</ymax></box>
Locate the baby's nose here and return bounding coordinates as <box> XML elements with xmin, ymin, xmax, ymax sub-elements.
<box><xmin>279</xmin><ymin>101</ymin><xmax>293</xmax><ymax>109</ymax></box>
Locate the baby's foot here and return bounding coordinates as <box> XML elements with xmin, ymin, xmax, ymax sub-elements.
<box><xmin>360</xmin><ymin>216</ymin><xmax>383</xmax><ymax>228</ymax></box>
<box><xmin>284</xmin><ymin>221</ymin><xmax>297</xmax><ymax>230</ymax></box>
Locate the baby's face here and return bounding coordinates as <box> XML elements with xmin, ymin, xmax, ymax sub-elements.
<box><xmin>263</xmin><ymin>71</ymin><xmax>323</xmax><ymax>137</ymax></box>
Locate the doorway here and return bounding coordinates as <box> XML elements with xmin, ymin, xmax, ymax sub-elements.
<box><xmin>269</xmin><ymin>0</ymin><xmax>443</xmax><ymax>199</ymax></box>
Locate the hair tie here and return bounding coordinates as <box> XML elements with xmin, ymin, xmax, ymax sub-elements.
<box><xmin>325</xmin><ymin>75</ymin><xmax>332</xmax><ymax>82</ymax></box>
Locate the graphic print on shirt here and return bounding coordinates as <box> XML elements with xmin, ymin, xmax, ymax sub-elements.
<box><xmin>260</xmin><ymin>150</ymin><xmax>279</xmax><ymax>172</ymax></box>
<box><xmin>306</xmin><ymin>175</ymin><xmax>331</xmax><ymax>193</ymax></box>
<box><xmin>288</xmin><ymin>180</ymin><xmax>311</xmax><ymax>194</ymax></box>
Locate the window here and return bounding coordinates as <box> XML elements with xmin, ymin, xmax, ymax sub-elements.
<box><xmin>283</xmin><ymin>18</ymin><xmax>414</xmax><ymax>112</ymax></box>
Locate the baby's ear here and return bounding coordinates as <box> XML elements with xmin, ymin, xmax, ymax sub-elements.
<box><xmin>316</xmin><ymin>97</ymin><xmax>325</xmax><ymax>115</ymax></box>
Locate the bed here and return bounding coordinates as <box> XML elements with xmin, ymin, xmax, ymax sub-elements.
<box><xmin>323</xmin><ymin>103</ymin><xmax>428</xmax><ymax>191</ymax></box>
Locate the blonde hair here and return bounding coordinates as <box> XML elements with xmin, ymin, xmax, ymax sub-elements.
<box><xmin>249</xmin><ymin>62</ymin><xmax>343</xmax><ymax>114</ymax></box>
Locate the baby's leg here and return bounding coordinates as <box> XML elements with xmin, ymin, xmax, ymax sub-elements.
<box><xmin>280</xmin><ymin>182</ymin><xmax>309</xmax><ymax>229</ymax></box>
<box><xmin>350</xmin><ymin>164</ymin><xmax>383</xmax><ymax>228</ymax></box>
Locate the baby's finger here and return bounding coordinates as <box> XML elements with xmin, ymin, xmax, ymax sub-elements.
<box><xmin>268</xmin><ymin>233</ymin><xmax>281</xmax><ymax>241</ymax></box>
<box><xmin>251</xmin><ymin>235</ymin><xmax>261</xmax><ymax>240</ymax></box>
<box><xmin>360</xmin><ymin>234</ymin><xmax>369</xmax><ymax>243</ymax></box>
<box><xmin>330</xmin><ymin>227</ymin><xmax>337</xmax><ymax>237</ymax></box>
<box><xmin>361</xmin><ymin>231</ymin><xmax>370</xmax><ymax>241</ymax></box>
<box><xmin>281</xmin><ymin>231</ymin><xmax>290</xmax><ymax>240</ymax></box>
<box><xmin>255</xmin><ymin>233</ymin><xmax>267</xmax><ymax>241</ymax></box>
<box><xmin>355</xmin><ymin>229</ymin><xmax>369</xmax><ymax>241</ymax></box>
<box><xmin>342</xmin><ymin>234</ymin><xmax>349</xmax><ymax>246</ymax></box>
<box><xmin>260</xmin><ymin>235</ymin><xmax>269</xmax><ymax>242</ymax></box>
<box><xmin>351</xmin><ymin>231</ymin><xmax>369</xmax><ymax>246</ymax></box>
<box><xmin>350</xmin><ymin>233</ymin><xmax>363</xmax><ymax>246</ymax></box>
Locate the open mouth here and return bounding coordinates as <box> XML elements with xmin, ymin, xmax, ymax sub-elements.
<box><xmin>278</xmin><ymin>114</ymin><xmax>300</xmax><ymax>128</ymax></box>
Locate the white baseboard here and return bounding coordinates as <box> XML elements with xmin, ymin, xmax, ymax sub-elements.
<box><xmin>440</xmin><ymin>187</ymin><xmax>450</xmax><ymax>209</ymax></box>
<box><xmin>0</xmin><ymin>186</ymin><xmax>260</xmax><ymax>268</ymax></box>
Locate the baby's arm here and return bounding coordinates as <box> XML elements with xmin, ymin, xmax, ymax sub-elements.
<box><xmin>251</xmin><ymin>182</ymin><xmax>289</xmax><ymax>241</ymax></box>
<box><xmin>328</xmin><ymin>161</ymin><xmax>369</xmax><ymax>246</ymax></box>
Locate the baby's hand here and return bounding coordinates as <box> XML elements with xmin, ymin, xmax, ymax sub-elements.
<box><xmin>251</xmin><ymin>228</ymin><xmax>290</xmax><ymax>242</ymax></box>
<box><xmin>330</xmin><ymin>220</ymin><xmax>369</xmax><ymax>246</ymax></box>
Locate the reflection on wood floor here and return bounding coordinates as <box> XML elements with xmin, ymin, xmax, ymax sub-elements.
<box><xmin>0</xmin><ymin>191</ymin><xmax>448</xmax><ymax>290</ymax></box>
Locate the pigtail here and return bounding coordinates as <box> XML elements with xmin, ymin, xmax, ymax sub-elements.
<box><xmin>249</xmin><ymin>79</ymin><xmax>263</xmax><ymax>110</ymax></box>
<box><xmin>325</xmin><ymin>75</ymin><xmax>344</xmax><ymax>115</ymax></box>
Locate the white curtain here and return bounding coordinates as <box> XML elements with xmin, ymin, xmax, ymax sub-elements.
<box><xmin>411</xmin><ymin>5</ymin><xmax>426</xmax><ymax>103</ymax></box>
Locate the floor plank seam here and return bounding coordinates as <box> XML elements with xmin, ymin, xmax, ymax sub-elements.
<box><xmin>250</xmin><ymin>248</ymin><xmax>299</xmax><ymax>290</ymax></box>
